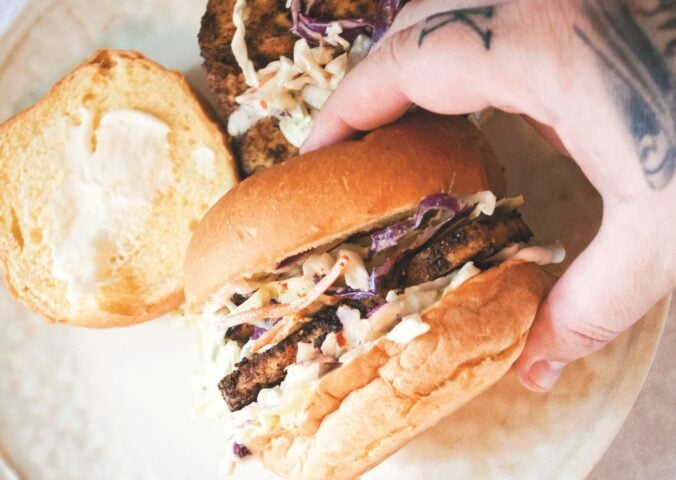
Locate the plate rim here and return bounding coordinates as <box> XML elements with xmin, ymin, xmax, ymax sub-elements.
<box><xmin>574</xmin><ymin>293</ymin><xmax>670</xmax><ymax>478</ymax></box>
<box><xmin>0</xmin><ymin>2</ymin><xmax>671</xmax><ymax>478</ymax></box>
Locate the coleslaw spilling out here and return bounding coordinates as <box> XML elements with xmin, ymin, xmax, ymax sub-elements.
<box><xmin>189</xmin><ymin>191</ymin><xmax>566</xmax><ymax>474</ymax></box>
<box><xmin>228</xmin><ymin>0</ymin><xmax>402</xmax><ymax>147</ymax></box>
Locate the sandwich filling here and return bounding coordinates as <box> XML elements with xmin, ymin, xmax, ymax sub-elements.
<box><xmin>193</xmin><ymin>191</ymin><xmax>564</xmax><ymax>469</ymax></box>
<box><xmin>229</xmin><ymin>0</ymin><xmax>402</xmax><ymax>147</ymax></box>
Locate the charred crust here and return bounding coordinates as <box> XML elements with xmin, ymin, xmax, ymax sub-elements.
<box><xmin>219</xmin><ymin>305</ymin><xmax>342</xmax><ymax>411</ymax></box>
<box><xmin>224</xmin><ymin>323</ymin><xmax>256</xmax><ymax>345</ymax></box>
<box><xmin>231</xmin><ymin>292</ymin><xmax>250</xmax><ymax>306</ymax></box>
<box><xmin>233</xmin><ymin>117</ymin><xmax>298</xmax><ymax>176</ymax></box>
<box><xmin>267</xmin><ymin>144</ymin><xmax>290</xmax><ymax>162</ymax></box>
<box><xmin>89</xmin><ymin>50</ymin><xmax>117</xmax><ymax>69</ymax></box>
<box><xmin>386</xmin><ymin>210</ymin><xmax>533</xmax><ymax>288</ymax></box>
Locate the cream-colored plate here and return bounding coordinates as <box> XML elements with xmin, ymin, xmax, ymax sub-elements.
<box><xmin>0</xmin><ymin>1</ymin><xmax>668</xmax><ymax>479</ymax></box>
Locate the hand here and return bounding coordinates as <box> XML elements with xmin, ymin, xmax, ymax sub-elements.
<box><xmin>302</xmin><ymin>0</ymin><xmax>676</xmax><ymax>391</ymax></box>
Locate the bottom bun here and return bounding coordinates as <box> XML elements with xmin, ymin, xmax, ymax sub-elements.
<box><xmin>246</xmin><ymin>260</ymin><xmax>555</xmax><ymax>480</ymax></box>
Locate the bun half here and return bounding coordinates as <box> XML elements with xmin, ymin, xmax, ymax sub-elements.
<box><xmin>247</xmin><ymin>260</ymin><xmax>554</xmax><ymax>480</ymax></box>
<box><xmin>0</xmin><ymin>49</ymin><xmax>237</xmax><ymax>327</ymax></box>
<box><xmin>185</xmin><ymin>113</ymin><xmax>493</xmax><ymax>311</ymax></box>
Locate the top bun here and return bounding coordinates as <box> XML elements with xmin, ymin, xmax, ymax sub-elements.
<box><xmin>184</xmin><ymin>113</ymin><xmax>493</xmax><ymax>312</ymax></box>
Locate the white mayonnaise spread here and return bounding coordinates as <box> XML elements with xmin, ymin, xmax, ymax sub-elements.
<box><xmin>337</xmin><ymin>305</ymin><xmax>371</xmax><ymax>346</ymax></box>
<box><xmin>445</xmin><ymin>262</ymin><xmax>482</xmax><ymax>292</ymax></box>
<box><xmin>385</xmin><ymin>313</ymin><xmax>431</xmax><ymax>344</ymax></box>
<box><xmin>512</xmin><ymin>241</ymin><xmax>566</xmax><ymax>265</ymax></box>
<box><xmin>338</xmin><ymin>248</ymin><xmax>370</xmax><ymax>291</ymax></box>
<box><xmin>302</xmin><ymin>252</ymin><xmax>335</xmax><ymax>278</ymax></box>
<box><xmin>43</xmin><ymin>108</ymin><xmax>172</xmax><ymax>306</ymax></box>
<box><xmin>191</xmin><ymin>146</ymin><xmax>216</xmax><ymax>179</ymax></box>
<box><xmin>296</xmin><ymin>342</ymin><xmax>318</xmax><ymax>362</ymax></box>
<box><xmin>463</xmin><ymin>190</ymin><xmax>497</xmax><ymax>218</ymax></box>
<box><xmin>231</xmin><ymin>0</ymin><xmax>259</xmax><ymax>87</ymax></box>
<box><xmin>320</xmin><ymin>332</ymin><xmax>346</xmax><ymax>358</ymax></box>
<box><xmin>324</xmin><ymin>22</ymin><xmax>351</xmax><ymax>49</ymax></box>
<box><xmin>226</xmin><ymin>103</ymin><xmax>266</xmax><ymax>137</ymax></box>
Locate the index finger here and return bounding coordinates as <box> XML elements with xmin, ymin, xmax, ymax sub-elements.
<box><xmin>299</xmin><ymin>40</ymin><xmax>414</xmax><ymax>153</ymax></box>
<box><xmin>301</xmin><ymin>4</ymin><xmax>518</xmax><ymax>153</ymax></box>
<box><xmin>301</xmin><ymin>0</ymin><xmax>513</xmax><ymax>153</ymax></box>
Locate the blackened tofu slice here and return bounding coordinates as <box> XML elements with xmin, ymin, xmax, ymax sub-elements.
<box><xmin>388</xmin><ymin>210</ymin><xmax>533</xmax><ymax>288</ymax></box>
<box><xmin>219</xmin><ymin>305</ymin><xmax>342</xmax><ymax>411</ymax></box>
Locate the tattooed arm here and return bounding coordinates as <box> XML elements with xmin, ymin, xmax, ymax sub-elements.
<box><xmin>302</xmin><ymin>0</ymin><xmax>676</xmax><ymax>391</ymax></box>
<box><xmin>576</xmin><ymin>1</ymin><xmax>675</xmax><ymax>189</ymax></box>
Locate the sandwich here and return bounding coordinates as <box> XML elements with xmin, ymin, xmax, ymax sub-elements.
<box><xmin>184</xmin><ymin>112</ymin><xmax>563</xmax><ymax>479</ymax></box>
<box><xmin>199</xmin><ymin>0</ymin><xmax>403</xmax><ymax>176</ymax></box>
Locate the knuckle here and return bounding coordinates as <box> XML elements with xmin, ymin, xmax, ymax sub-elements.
<box><xmin>558</xmin><ymin>320</ymin><xmax>619</xmax><ymax>358</ymax></box>
<box><xmin>379</xmin><ymin>27</ymin><xmax>414</xmax><ymax>73</ymax></box>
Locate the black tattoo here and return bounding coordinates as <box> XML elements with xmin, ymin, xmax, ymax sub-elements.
<box><xmin>418</xmin><ymin>7</ymin><xmax>495</xmax><ymax>49</ymax></box>
<box><xmin>576</xmin><ymin>0</ymin><xmax>676</xmax><ymax>189</ymax></box>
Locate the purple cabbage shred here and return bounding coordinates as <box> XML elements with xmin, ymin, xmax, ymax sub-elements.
<box><xmin>368</xmin><ymin>194</ymin><xmax>472</xmax><ymax>290</ymax></box>
<box><xmin>295</xmin><ymin>15</ymin><xmax>374</xmax><ymax>45</ymax></box>
<box><xmin>369</xmin><ymin>193</ymin><xmax>466</xmax><ymax>255</ymax></box>
<box><xmin>332</xmin><ymin>287</ymin><xmax>377</xmax><ymax>300</ymax></box>
<box><xmin>373</xmin><ymin>0</ymin><xmax>403</xmax><ymax>43</ymax></box>
<box><xmin>368</xmin><ymin>254</ymin><xmax>399</xmax><ymax>291</ymax></box>
<box><xmin>369</xmin><ymin>218</ymin><xmax>415</xmax><ymax>254</ymax></box>
<box><xmin>289</xmin><ymin>0</ymin><xmax>402</xmax><ymax>46</ymax></box>
<box><xmin>251</xmin><ymin>326</ymin><xmax>267</xmax><ymax>340</ymax></box>
<box><xmin>251</xmin><ymin>317</ymin><xmax>282</xmax><ymax>340</ymax></box>
<box><xmin>232</xmin><ymin>442</ymin><xmax>251</xmax><ymax>458</ymax></box>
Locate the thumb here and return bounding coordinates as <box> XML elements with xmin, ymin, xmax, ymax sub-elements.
<box><xmin>513</xmin><ymin>202</ymin><xmax>673</xmax><ymax>392</ymax></box>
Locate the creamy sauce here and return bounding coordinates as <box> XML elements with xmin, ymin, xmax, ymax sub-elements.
<box><xmin>512</xmin><ymin>242</ymin><xmax>566</xmax><ymax>265</ymax></box>
<box><xmin>325</xmin><ymin>23</ymin><xmax>350</xmax><ymax>49</ymax></box>
<box><xmin>226</xmin><ymin>103</ymin><xmax>265</xmax><ymax>137</ymax></box>
<box><xmin>231</xmin><ymin>0</ymin><xmax>259</xmax><ymax>87</ymax></box>
<box><xmin>44</xmin><ymin>108</ymin><xmax>172</xmax><ymax>306</ymax></box>
<box><xmin>191</xmin><ymin>146</ymin><xmax>216</xmax><ymax>179</ymax></box>
<box><xmin>385</xmin><ymin>314</ymin><xmax>430</xmax><ymax>344</ymax></box>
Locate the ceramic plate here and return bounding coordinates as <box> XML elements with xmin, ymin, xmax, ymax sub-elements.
<box><xmin>0</xmin><ymin>1</ymin><xmax>669</xmax><ymax>479</ymax></box>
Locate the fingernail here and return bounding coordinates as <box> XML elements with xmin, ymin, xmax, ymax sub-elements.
<box><xmin>527</xmin><ymin>360</ymin><xmax>567</xmax><ymax>391</ymax></box>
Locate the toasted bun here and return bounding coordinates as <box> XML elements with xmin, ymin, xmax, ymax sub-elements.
<box><xmin>185</xmin><ymin>113</ymin><xmax>493</xmax><ymax>312</ymax></box>
<box><xmin>247</xmin><ymin>260</ymin><xmax>555</xmax><ymax>479</ymax></box>
<box><xmin>0</xmin><ymin>49</ymin><xmax>238</xmax><ymax>327</ymax></box>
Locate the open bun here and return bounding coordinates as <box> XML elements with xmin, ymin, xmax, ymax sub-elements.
<box><xmin>185</xmin><ymin>113</ymin><xmax>492</xmax><ymax>312</ymax></box>
<box><xmin>0</xmin><ymin>49</ymin><xmax>238</xmax><ymax>327</ymax></box>
<box><xmin>248</xmin><ymin>260</ymin><xmax>554</xmax><ymax>480</ymax></box>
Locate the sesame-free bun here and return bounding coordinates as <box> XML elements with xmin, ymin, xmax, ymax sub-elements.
<box><xmin>183</xmin><ymin>111</ymin><xmax>554</xmax><ymax>479</ymax></box>
<box><xmin>248</xmin><ymin>260</ymin><xmax>554</xmax><ymax>480</ymax></box>
<box><xmin>185</xmin><ymin>113</ymin><xmax>492</xmax><ymax>311</ymax></box>
<box><xmin>0</xmin><ymin>49</ymin><xmax>238</xmax><ymax>327</ymax></box>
